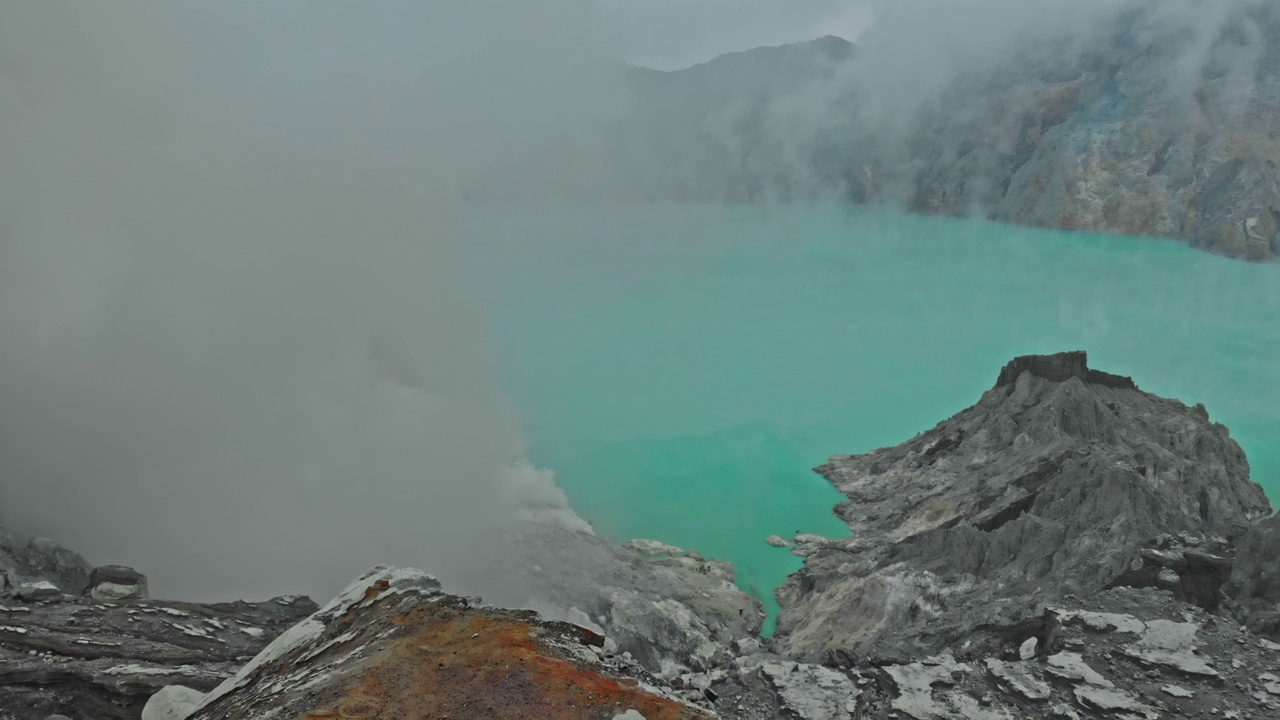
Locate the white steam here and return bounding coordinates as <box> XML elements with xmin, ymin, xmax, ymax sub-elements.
<box><xmin>0</xmin><ymin>1</ymin><xmax>617</xmax><ymax>601</ymax></box>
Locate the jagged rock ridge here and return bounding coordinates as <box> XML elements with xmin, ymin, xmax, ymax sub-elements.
<box><xmin>775</xmin><ymin>351</ymin><xmax>1272</xmax><ymax>663</ymax></box>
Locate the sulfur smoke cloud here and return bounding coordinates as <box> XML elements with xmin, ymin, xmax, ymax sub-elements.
<box><xmin>2</xmin><ymin>0</ymin><xmax>1273</xmax><ymax>604</ymax></box>
<box><xmin>0</xmin><ymin>1</ymin><xmax>624</xmax><ymax>601</ymax></box>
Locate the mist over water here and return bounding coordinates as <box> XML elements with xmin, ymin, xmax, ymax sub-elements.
<box><xmin>464</xmin><ymin>205</ymin><xmax>1280</xmax><ymax>628</ymax></box>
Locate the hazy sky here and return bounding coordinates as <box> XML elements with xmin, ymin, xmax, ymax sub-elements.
<box><xmin>598</xmin><ymin>0</ymin><xmax>873</xmax><ymax>69</ymax></box>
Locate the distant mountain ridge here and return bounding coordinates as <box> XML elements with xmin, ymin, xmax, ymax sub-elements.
<box><xmin>477</xmin><ymin>3</ymin><xmax>1280</xmax><ymax>262</ymax></box>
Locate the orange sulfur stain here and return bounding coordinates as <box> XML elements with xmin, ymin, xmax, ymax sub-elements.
<box><xmin>301</xmin><ymin>593</ymin><xmax>708</xmax><ymax>720</ymax></box>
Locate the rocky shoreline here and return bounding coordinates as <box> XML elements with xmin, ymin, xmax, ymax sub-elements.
<box><xmin>4</xmin><ymin>351</ymin><xmax>1280</xmax><ymax>719</ymax></box>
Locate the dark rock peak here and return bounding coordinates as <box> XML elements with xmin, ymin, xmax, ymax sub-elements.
<box><xmin>995</xmin><ymin>350</ymin><xmax>1136</xmax><ymax>390</ymax></box>
<box><xmin>777</xmin><ymin>354</ymin><xmax>1271</xmax><ymax>662</ymax></box>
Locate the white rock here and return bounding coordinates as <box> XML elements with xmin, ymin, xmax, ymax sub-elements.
<box><xmin>142</xmin><ymin>685</ymin><xmax>206</xmax><ymax>720</ymax></box>
<box><xmin>1056</xmin><ymin>610</ymin><xmax>1146</xmax><ymax>635</ymax></box>
<box><xmin>612</xmin><ymin>712</ymin><xmax>647</xmax><ymax>720</ymax></box>
<box><xmin>91</xmin><ymin>581</ymin><xmax>145</xmax><ymax>601</ymax></box>
<box><xmin>886</xmin><ymin>656</ymin><xmax>1011</xmax><ymax>719</ymax></box>
<box><xmin>1073</xmin><ymin>687</ymin><xmax>1158</xmax><ymax>720</ymax></box>
<box><xmin>1045</xmin><ymin>652</ymin><xmax>1113</xmax><ymax>687</ymax></box>
<box><xmin>1048</xmin><ymin>704</ymin><xmax>1081</xmax><ymax>720</ymax></box>
<box><xmin>1161</xmin><ymin>684</ymin><xmax>1195</xmax><ymax>698</ymax></box>
<box><xmin>1018</xmin><ymin>637</ymin><xmax>1038</xmax><ymax>660</ymax></box>
<box><xmin>1120</xmin><ymin>619</ymin><xmax>1217</xmax><ymax>677</ymax></box>
<box><xmin>766</xmin><ymin>535</ymin><xmax>792</xmax><ymax>548</ymax></box>
<box><xmin>985</xmin><ymin>659</ymin><xmax>1051</xmax><ymax>701</ymax></box>
<box><xmin>14</xmin><ymin>581</ymin><xmax>60</xmax><ymax>602</ymax></box>
<box><xmin>625</xmin><ymin>539</ymin><xmax>683</xmax><ymax>557</ymax></box>
<box><xmin>761</xmin><ymin>661</ymin><xmax>860</xmax><ymax>720</ymax></box>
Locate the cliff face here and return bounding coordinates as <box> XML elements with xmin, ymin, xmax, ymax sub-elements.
<box><xmin>482</xmin><ymin>3</ymin><xmax>1280</xmax><ymax>261</ymax></box>
<box><xmin>906</xmin><ymin>3</ymin><xmax>1280</xmax><ymax>261</ymax></box>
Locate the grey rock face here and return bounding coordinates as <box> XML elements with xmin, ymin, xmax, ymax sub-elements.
<box><xmin>0</xmin><ymin>536</ymin><xmax>92</xmax><ymax>597</ymax></box>
<box><xmin>140</xmin><ymin>685</ymin><xmax>204</xmax><ymax>720</ymax></box>
<box><xmin>890</xmin><ymin>2</ymin><xmax>1280</xmax><ymax>262</ymax></box>
<box><xmin>14</xmin><ymin>581</ymin><xmax>62</xmax><ymax>602</ymax></box>
<box><xmin>774</xmin><ymin>351</ymin><xmax>1271</xmax><ymax>663</ymax></box>
<box><xmin>758</xmin><ymin>660</ymin><xmax>859</xmax><ymax>720</ymax></box>
<box><xmin>500</xmin><ymin>4</ymin><xmax>1280</xmax><ymax>262</ymax></box>
<box><xmin>478</xmin><ymin>523</ymin><xmax>764</xmax><ymax>679</ymax></box>
<box><xmin>1225</xmin><ymin>512</ymin><xmax>1280</xmax><ymax>635</ymax></box>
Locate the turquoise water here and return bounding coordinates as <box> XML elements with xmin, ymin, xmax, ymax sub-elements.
<box><xmin>460</xmin><ymin>205</ymin><xmax>1280</xmax><ymax>631</ymax></box>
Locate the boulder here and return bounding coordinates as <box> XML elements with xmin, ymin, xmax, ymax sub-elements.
<box><xmin>19</xmin><ymin>537</ymin><xmax>92</xmax><ymax>595</ymax></box>
<box><xmin>85</xmin><ymin>565</ymin><xmax>149</xmax><ymax>601</ymax></box>
<box><xmin>141</xmin><ymin>685</ymin><xmax>205</xmax><ymax>720</ymax></box>
<box><xmin>14</xmin><ymin>581</ymin><xmax>61</xmax><ymax>602</ymax></box>
<box><xmin>0</xmin><ymin>535</ymin><xmax>93</xmax><ymax>597</ymax></box>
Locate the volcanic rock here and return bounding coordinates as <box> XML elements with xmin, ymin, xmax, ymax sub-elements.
<box><xmin>182</xmin><ymin>566</ymin><xmax>714</xmax><ymax>720</ymax></box>
<box><xmin>140</xmin><ymin>686</ymin><xmax>203</xmax><ymax>720</ymax></box>
<box><xmin>774</xmin><ymin>351</ymin><xmax>1271</xmax><ymax>663</ymax></box>
<box><xmin>0</xmin><ymin>583</ymin><xmax>316</xmax><ymax>720</ymax></box>
<box><xmin>85</xmin><ymin>566</ymin><xmax>148</xmax><ymax>602</ymax></box>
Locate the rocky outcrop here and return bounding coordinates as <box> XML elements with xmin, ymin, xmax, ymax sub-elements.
<box><xmin>774</xmin><ymin>351</ymin><xmax>1271</xmax><ymax>663</ymax></box>
<box><xmin>85</xmin><ymin>566</ymin><xmax>149</xmax><ymax>602</ymax></box>
<box><xmin>889</xmin><ymin>0</ymin><xmax>1280</xmax><ymax>260</ymax></box>
<box><xmin>0</xmin><ymin>531</ymin><xmax>92</xmax><ymax>597</ymax></box>
<box><xmin>0</xmin><ymin>583</ymin><xmax>316</xmax><ymax>720</ymax></box>
<box><xmin>0</xmin><ymin>528</ymin><xmax>319</xmax><ymax>719</ymax></box>
<box><xmin>179</xmin><ymin>566</ymin><xmax>715</xmax><ymax>720</ymax></box>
